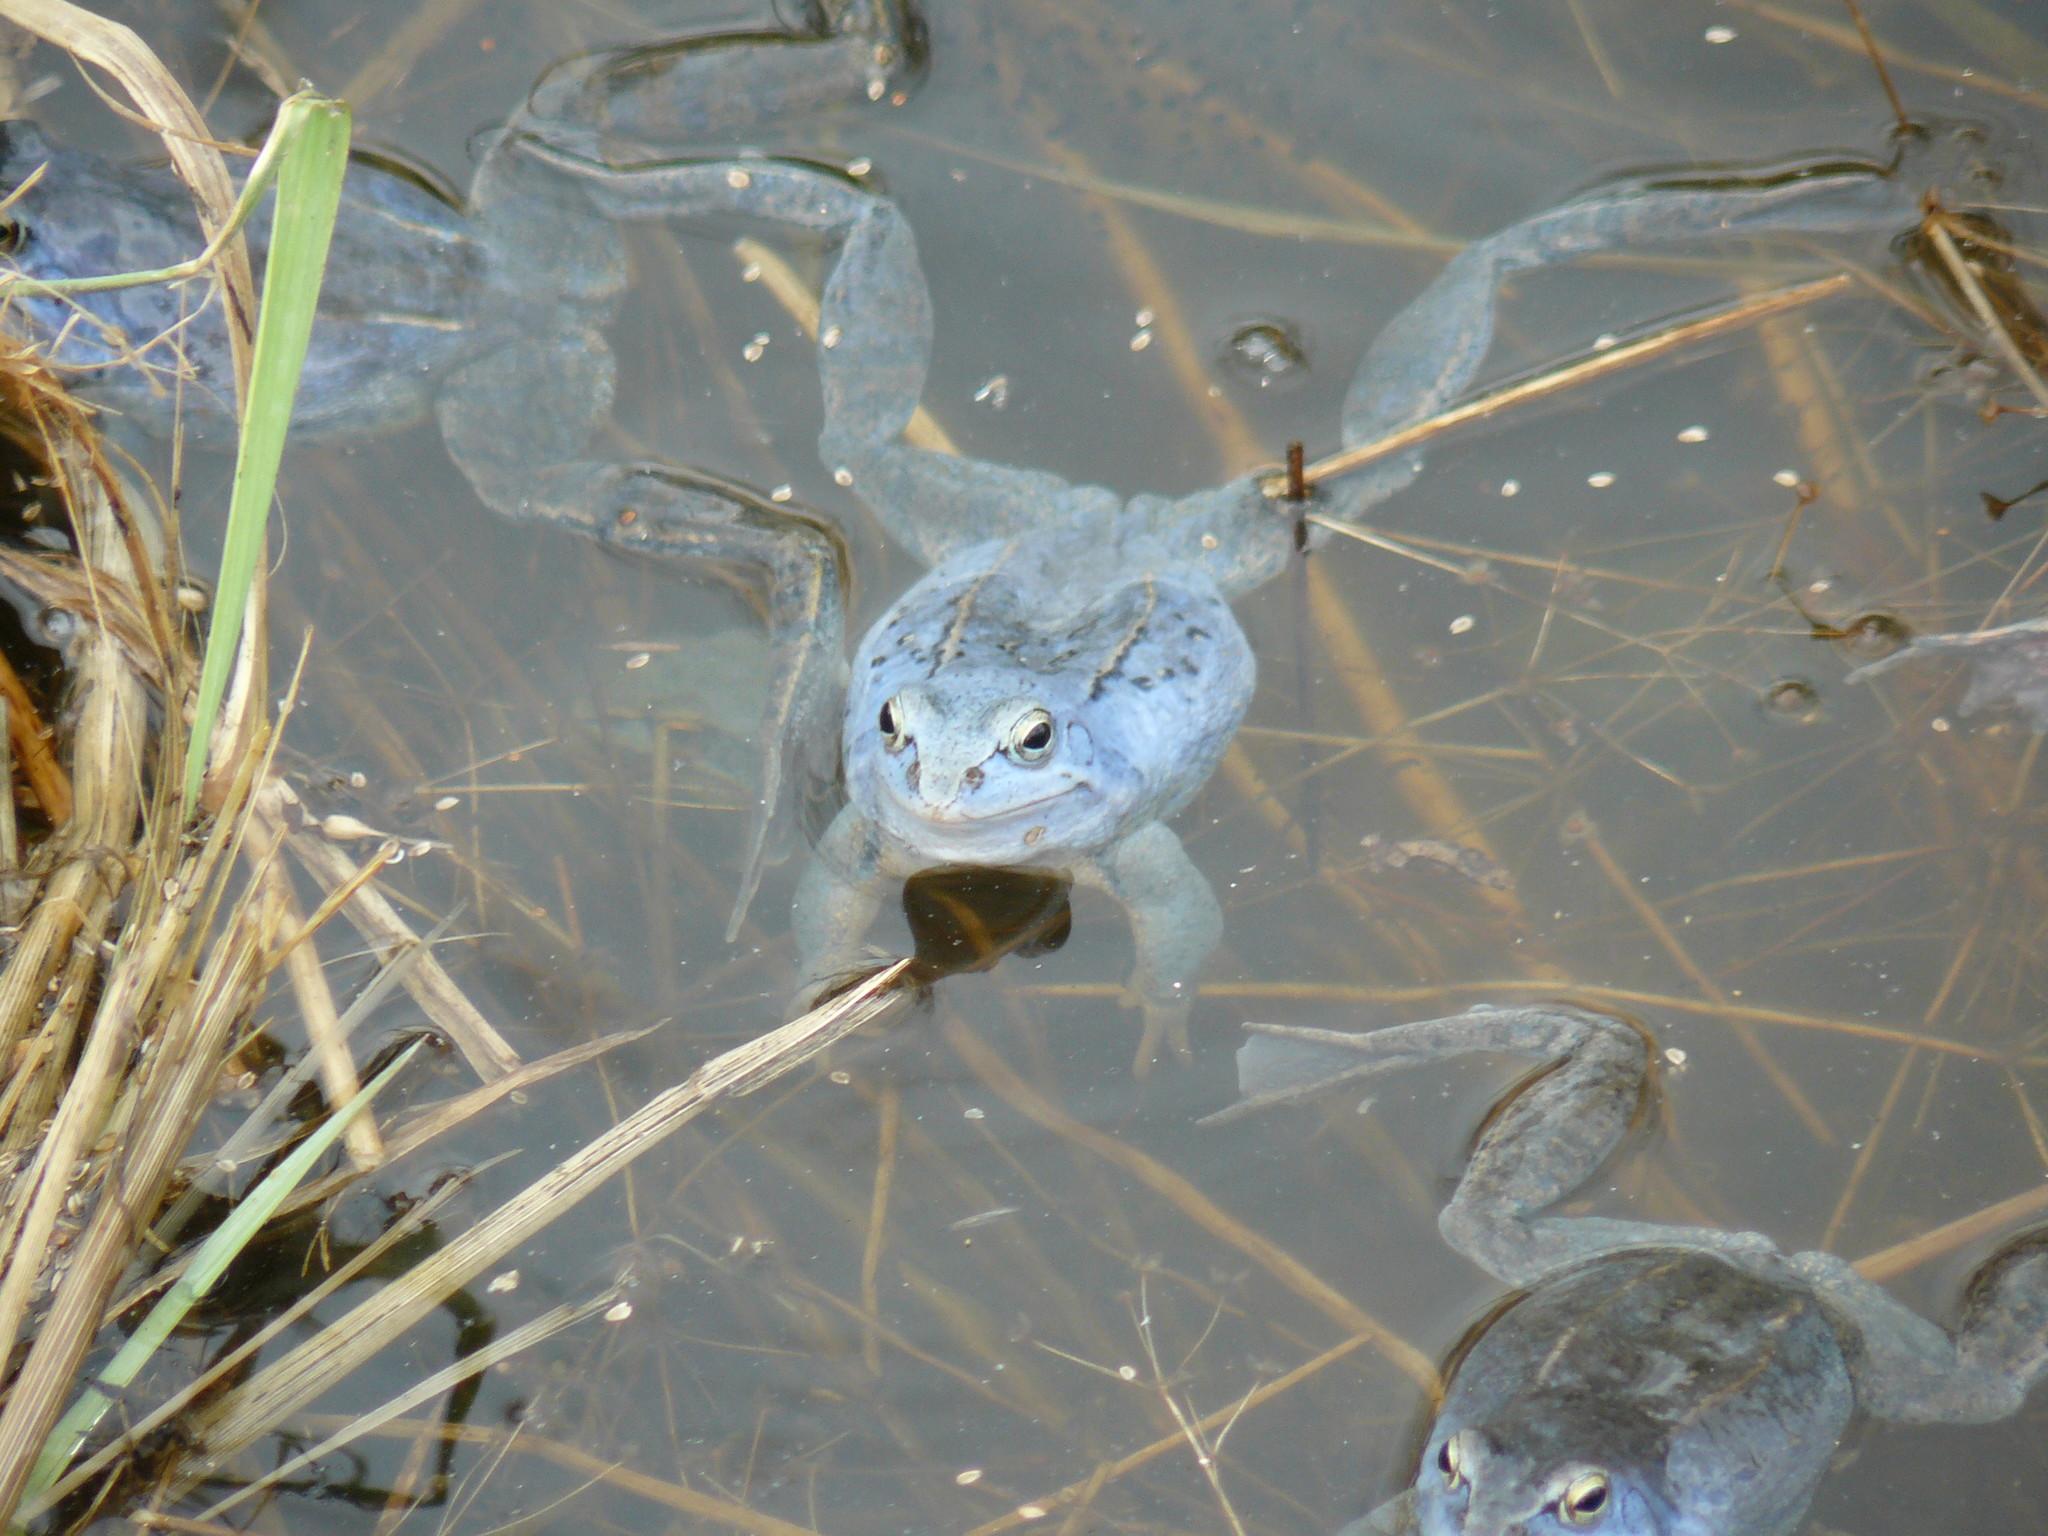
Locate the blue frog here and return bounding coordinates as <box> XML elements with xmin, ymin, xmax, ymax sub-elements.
<box><xmin>1209</xmin><ymin>1004</ymin><xmax>2048</xmax><ymax>1535</ymax></box>
<box><xmin>0</xmin><ymin>4</ymin><xmax>1933</xmax><ymax>1061</ymax></box>
<box><xmin>516</xmin><ymin>113</ymin><xmax>1925</xmax><ymax>1063</ymax></box>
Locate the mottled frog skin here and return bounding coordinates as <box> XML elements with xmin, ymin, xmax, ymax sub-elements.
<box><xmin>1212</xmin><ymin>1006</ymin><xmax>2048</xmax><ymax>1536</ymax></box>
<box><xmin>520</xmin><ymin>96</ymin><xmax>1923</xmax><ymax>1063</ymax></box>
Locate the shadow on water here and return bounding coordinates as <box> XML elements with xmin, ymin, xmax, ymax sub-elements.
<box><xmin>17</xmin><ymin>0</ymin><xmax>2048</xmax><ymax>1532</ymax></box>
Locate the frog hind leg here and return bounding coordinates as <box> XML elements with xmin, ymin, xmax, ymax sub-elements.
<box><xmin>512</xmin><ymin>142</ymin><xmax>1122</xmax><ymax>569</ymax></box>
<box><xmin>521</xmin><ymin>1</ymin><xmax>928</xmax><ymax>153</ymax></box>
<box><xmin>1786</xmin><ymin>1230</ymin><xmax>2048</xmax><ymax>1425</ymax></box>
<box><xmin>1327</xmin><ymin>161</ymin><xmax>1919</xmax><ymax>521</ymax></box>
<box><xmin>437</xmin><ymin>329</ymin><xmax>847</xmax><ymax>941</ymax></box>
<box><xmin>1207</xmin><ymin>1004</ymin><xmax>1778</xmax><ymax>1287</ymax></box>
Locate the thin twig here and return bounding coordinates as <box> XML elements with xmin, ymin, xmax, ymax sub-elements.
<box><xmin>1295</xmin><ymin>275</ymin><xmax>1854</xmax><ymax>488</ymax></box>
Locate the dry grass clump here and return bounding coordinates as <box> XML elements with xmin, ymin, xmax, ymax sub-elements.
<box><xmin>0</xmin><ymin>329</ymin><xmax>917</xmax><ymax>1527</ymax></box>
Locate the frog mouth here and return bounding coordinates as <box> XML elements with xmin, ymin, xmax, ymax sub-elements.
<box><xmin>892</xmin><ymin>784</ymin><xmax>1079</xmax><ymax>826</ymax></box>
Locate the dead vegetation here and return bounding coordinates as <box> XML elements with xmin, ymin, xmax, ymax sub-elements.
<box><xmin>0</xmin><ymin>3</ymin><xmax>2046</xmax><ymax>1536</ymax></box>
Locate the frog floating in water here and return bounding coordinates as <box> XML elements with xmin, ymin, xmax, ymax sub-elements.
<box><xmin>1208</xmin><ymin>1005</ymin><xmax>2048</xmax><ymax>1536</ymax></box>
<box><xmin>0</xmin><ymin>0</ymin><xmax>928</xmax><ymax>931</ymax></box>
<box><xmin>0</xmin><ymin>4</ymin><xmax>1932</xmax><ymax>1062</ymax></box>
<box><xmin>518</xmin><ymin>71</ymin><xmax>1933</xmax><ymax>1062</ymax></box>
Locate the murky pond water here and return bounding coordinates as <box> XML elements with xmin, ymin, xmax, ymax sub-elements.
<box><xmin>17</xmin><ymin>1</ymin><xmax>2048</xmax><ymax>1532</ymax></box>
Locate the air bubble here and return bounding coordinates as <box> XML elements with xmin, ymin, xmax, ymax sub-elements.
<box><xmin>1219</xmin><ymin>319</ymin><xmax>1309</xmax><ymax>389</ymax></box>
<box><xmin>1760</xmin><ymin>677</ymin><xmax>1822</xmax><ymax>724</ymax></box>
<box><xmin>1840</xmin><ymin>613</ymin><xmax>1909</xmax><ymax>660</ymax></box>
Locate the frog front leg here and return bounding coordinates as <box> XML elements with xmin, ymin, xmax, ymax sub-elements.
<box><xmin>1208</xmin><ymin>1004</ymin><xmax>1777</xmax><ymax>1287</ymax></box>
<box><xmin>1336</xmin><ymin>1491</ymin><xmax>1416</xmax><ymax>1536</ymax></box>
<box><xmin>437</xmin><ymin>330</ymin><xmax>846</xmax><ymax>940</ymax></box>
<box><xmin>791</xmin><ymin>802</ymin><xmax>890</xmax><ymax>1004</ymax></box>
<box><xmin>1072</xmin><ymin>820</ymin><xmax>1221</xmax><ymax>1075</ymax></box>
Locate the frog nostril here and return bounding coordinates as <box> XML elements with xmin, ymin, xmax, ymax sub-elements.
<box><xmin>962</xmin><ymin>766</ymin><xmax>983</xmax><ymax>791</ymax></box>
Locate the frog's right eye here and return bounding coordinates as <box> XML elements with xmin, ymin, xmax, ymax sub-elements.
<box><xmin>1436</xmin><ymin>1436</ymin><xmax>1466</xmax><ymax>1491</ymax></box>
<box><xmin>878</xmin><ymin>698</ymin><xmax>907</xmax><ymax>752</ymax></box>
<box><xmin>0</xmin><ymin>218</ymin><xmax>24</xmax><ymax>256</ymax></box>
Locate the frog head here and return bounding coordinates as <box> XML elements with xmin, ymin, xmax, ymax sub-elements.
<box><xmin>1417</xmin><ymin>1426</ymin><xmax>1671</xmax><ymax>1536</ymax></box>
<box><xmin>847</xmin><ymin>668</ymin><xmax>1131</xmax><ymax>866</ymax></box>
<box><xmin>0</xmin><ymin>121</ymin><xmax>232</xmax><ymax>403</ymax></box>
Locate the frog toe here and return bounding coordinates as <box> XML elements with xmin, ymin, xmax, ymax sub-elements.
<box><xmin>1123</xmin><ymin>988</ymin><xmax>1194</xmax><ymax>1076</ymax></box>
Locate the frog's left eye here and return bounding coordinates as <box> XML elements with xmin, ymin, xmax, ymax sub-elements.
<box><xmin>1557</xmin><ymin>1471</ymin><xmax>1611</xmax><ymax>1527</ymax></box>
<box><xmin>1005</xmin><ymin>707</ymin><xmax>1055</xmax><ymax>764</ymax></box>
<box><xmin>1436</xmin><ymin>1436</ymin><xmax>1466</xmax><ymax>1491</ymax></box>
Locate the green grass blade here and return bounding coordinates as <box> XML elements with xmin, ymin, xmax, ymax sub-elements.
<box><xmin>15</xmin><ymin>1039</ymin><xmax>421</xmax><ymax>1519</ymax></box>
<box><xmin>0</xmin><ymin>87</ymin><xmax>323</xmax><ymax>300</ymax></box>
<box><xmin>182</xmin><ymin>95</ymin><xmax>352</xmax><ymax>806</ymax></box>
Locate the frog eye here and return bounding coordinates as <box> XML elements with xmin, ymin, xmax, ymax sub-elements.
<box><xmin>1436</xmin><ymin>1436</ymin><xmax>1466</xmax><ymax>1491</ymax></box>
<box><xmin>0</xmin><ymin>218</ymin><xmax>24</xmax><ymax>256</ymax></box>
<box><xmin>878</xmin><ymin>698</ymin><xmax>907</xmax><ymax>752</ymax></box>
<box><xmin>1005</xmin><ymin>707</ymin><xmax>1055</xmax><ymax>764</ymax></box>
<box><xmin>1557</xmin><ymin>1471</ymin><xmax>1611</xmax><ymax>1527</ymax></box>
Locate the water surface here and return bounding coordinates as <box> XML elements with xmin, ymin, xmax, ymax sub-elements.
<box><xmin>22</xmin><ymin>2</ymin><xmax>2048</xmax><ymax>1532</ymax></box>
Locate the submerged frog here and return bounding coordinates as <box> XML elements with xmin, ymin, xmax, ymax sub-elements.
<box><xmin>518</xmin><ymin>84</ymin><xmax>1930</xmax><ymax>1062</ymax></box>
<box><xmin>0</xmin><ymin>0</ymin><xmax>926</xmax><ymax>931</ymax></box>
<box><xmin>1847</xmin><ymin>613</ymin><xmax>2048</xmax><ymax>727</ymax></box>
<box><xmin>1208</xmin><ymin>1005</ymin><xmax>2048</xmax><ymax>1535</ymax></box>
